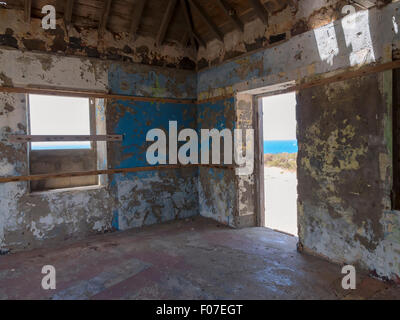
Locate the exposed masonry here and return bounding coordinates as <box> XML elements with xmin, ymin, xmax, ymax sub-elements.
<box><xmin>0</xmin><ymin>48</ymin><xmax>197</xmax><ymax>252</ymax></box>
<box><xmin>0</xmin><ymin>2</ymin><xmax>400</xmax><ymax>283</ymax></box>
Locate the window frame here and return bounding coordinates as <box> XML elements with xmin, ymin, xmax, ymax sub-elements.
<box><xmin>27</xmin><ymin>94</ymin><xmax>96</xmax><ymax>152</ymax></box>
<box><xmin>26</xmin><ymin>94</ymin><xmax>106</xmax><ymax>192</ymax></box>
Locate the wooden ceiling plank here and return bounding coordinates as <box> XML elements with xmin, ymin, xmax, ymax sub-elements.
<box><xmin>99</xmin><ymin>0</ymin><xmax>113</xmax><ymax>35</ymax></box>
<box><xmin>249</xmin><ymin>0</ymin><xmax>269</xmax><ymax>25</ymax></box>
<box><xmin>189</xmin><ymin>0</ymin><xmax>224</xmax><ymax>41</ymax></box>
<box><xmin>216</xmin><ymin>0</ymin><xmax>244</xmax><ymax>32</ymax></box>
<box><xmin>156</xmin><ymin>0</ymin><xmax>178</xmax><ymax>46</ymax></box>
<box><xmin>129</xmin><ymin>0</ymin><xmax>147</xmax><ymax>38</ymax></box>
<box><xmin>64</xmin><ymin>0</ymin><xmax>74</xmax><ymax>25</ymax></box>
<box><xmin>24</xmin><ymin>0</ymin><xmax>31</xmax><ymax>23</ymax></box>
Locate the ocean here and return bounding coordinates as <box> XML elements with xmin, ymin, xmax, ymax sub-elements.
<box><xmin>264</xmin><ymin>140</ymin><xmax>298</xmax><ymax>154</ymax></box>
<box><xmin>31</xmin><ymin>143</ymin><xmax>91</xmax><ymax>150</ymax></box>
<box><xmin>32</xmin><ymin>141</ymin><xmax>299</xmax><ymax>153</ymax></box>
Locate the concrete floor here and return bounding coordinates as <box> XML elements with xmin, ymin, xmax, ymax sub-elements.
<box><xmin>0</xmin><ymin>217</ymin><xmax>399</xmax><ymax>300</ymax></box>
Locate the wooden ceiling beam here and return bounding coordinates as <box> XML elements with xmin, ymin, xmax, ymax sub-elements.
<box><xmin>216</xmin><ymin>0</ymin><xmax>244</xmax><ymax>32</ymax></box>
<box><xmin>24</xmin><ymin>0</ymin><xmax>31</xmax><ymax>23</ymax></box>
<box><xmin>193</xmin><ymin>30</ymin><xmax>206</xmax><ymax>47</ymax></box>
<box><xmin>129</xmin><ymin>0</ymin><xmax>147</xmax><ymax>39</ymax></box>
<box><xmin>188</xmin><ymin>0</ymin><xmax>224</xmax><ymax>42</ymax></box>
<box><xmin>180</xmin><ymin>0</ymin><xmax>197</xmax><ymax>48</ymax></box>
<box><xmin>181</xmin><ymin>31</ymin><xmax>190</xmax><ymax>46</ymax></box>
<box><xmin>156</xmin><ymin>0</ymin><xmax>178</xmax><ymax>46</ymax></box>
<box><xmin>64</xmin><ymin>0</ymin><xmax>74</xmax><ymax>25</ymax></box>
<box><xmin>99</xmin><ymin>0</ymin><xmax>113</xmax><ymax>35</ymax></box>
<box><xmin>249</xmin><ymin>0</ymin><xmax>269</xmax><ymax>25</ymax></box>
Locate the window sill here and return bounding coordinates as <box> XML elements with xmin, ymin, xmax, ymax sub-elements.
<box><xmin>29</xmin><ymin>184</ymin><xmax>106</xmax><ymax>196</ymax></box>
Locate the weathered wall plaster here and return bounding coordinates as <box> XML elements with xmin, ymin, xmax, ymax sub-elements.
<box><xmin>297</xmin><ymin>73</ymin><xmax>398</xmax><ymax>280</ymax></box>
<box><xmin>0</xmin><ymin>92</ymin><xmax>115</xmax><ymax>251</ymax></box>
<box><xmin>0</xmin><ymin>0</ymin><xmax>399</xmax><ymax>283</ymax></box>
<box><xmin>195</xmin><ymin>2</ymin><xmax>400</xmax><ymax>280</ymax></box>
<box><xmin>197</xmin><ymin>0</ymin><xmax>393</xmax><ymax>69</ymax></box>
<box><xmin>197</xmin><ymin>3</ymin><xmax>399</xmax><ymax>100</ymax></box>
<box><xmin>197</xmin><ymin>97</ymin><xmax>236</xmax><ymax>227</ymax></box>
<box><xmin>105</xmin><ymin>89</ymin><xmax>199</xmax><ymax>231</ymax></box>
<box><xmin>0</xmin><ymin>47</ymin><xmax>198</xmax><ymax>251</ymax></box>
<box><xmin>0</xmin><ymin>9</ymin><xmax>196</xmax><ymax>70</ymax></box>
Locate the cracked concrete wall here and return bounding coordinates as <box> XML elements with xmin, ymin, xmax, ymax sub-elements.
<box><xmin>0</xmin><ymin>47</ymin><xmax>198</xmax><ymax>251</ymax></box>
<box><xmin>197</xmin><ymin>97</ymin><xmax>236</xmax><ymax>227</ymax></box>
<box><xmin>196</xmin><ymin>3</ymin><xmax>400</xmax><ymax>279</ymax></box>
<box><xmin>0</xmin><ymin>9</ymin><xmax>196</xmax><ymax>70</ymax></box>
<box><xmin>235</xmin><ymin>93</ymin><xmax>257</xmax><ymax>228</ymax></box>
<box><xmin>0</xmin><ymin>91</ymin><xmax>115</xmax><ymax>251</ymax></box>
<box><xmin>196</xmin><ymin>94</ymin><xmax>257</xmax><ymax>229</ymax></box>
<box><xmin>297</xmin><ymin>72</ymin><xmax>398</xmax><ymax>280</ymax></box>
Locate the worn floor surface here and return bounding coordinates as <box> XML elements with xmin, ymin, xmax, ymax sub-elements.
<box><xmin>0</xmin><ymin>216</ymin><xmax>399</xmax><ymax>300</ymax></box>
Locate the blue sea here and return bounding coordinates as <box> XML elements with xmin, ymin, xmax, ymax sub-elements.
<box><xmin>264</xmin><ymin>140</ymin><xmax>298</xmax><ymax>154</ymax></box>
<box><xmin>32</xmin><ymin>145</ymin><xmax>91</xmax><ymax>150</ymax></box>
<box><xmin>31</xmin><ymin>142</ymin><xmax>91</xmax><ymax>150</ymax></box>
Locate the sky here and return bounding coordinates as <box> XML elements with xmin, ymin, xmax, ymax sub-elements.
<box><xmin>262</xmin><ymin>92</ymin><xmax>297</xmax><ymax>141</ymax></box>
<box><xmin>29</xmin><ymin>94</ymin><xmax>91</xmax><ymax>149</ymax></box>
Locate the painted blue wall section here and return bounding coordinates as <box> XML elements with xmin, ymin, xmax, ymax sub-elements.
<box><xmin>111</xmin><ymin>210</ymin><xmax>119</xmax><ymax>231</ymax></box>
<box><xmin>106</xmin><ymin>63</ymin><xmax>199</xmax><ymax>231</ymax></box>
<box><xmin>109</xmin><ymin>99</ymin><xmax>197</xmax><ymax>169</ymax></box>
<box><xmin>197</xmin><ymin>97</ymin><xmax>235</xmax><ymax>130</ymax></box>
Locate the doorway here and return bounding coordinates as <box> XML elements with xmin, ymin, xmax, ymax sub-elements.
<box><xmin>262</xmin><ymin>92</ymin><xmax>298</xmax><ymax>236</ymax></box>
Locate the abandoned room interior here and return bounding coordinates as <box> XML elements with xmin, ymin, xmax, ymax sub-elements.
<box><xmin>1</xmin><ymin>0</ymin><xmax>400</xmax><ymax>301</ymax></box>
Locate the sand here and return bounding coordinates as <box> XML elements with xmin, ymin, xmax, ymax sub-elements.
<box><xmin>264</xmin><ymin>166</ymin><xmax>298</xmax><ymax>236</ymax></box>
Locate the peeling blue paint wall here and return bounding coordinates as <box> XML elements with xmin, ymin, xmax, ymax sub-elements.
<box><xmin>106</xmin><ymin>63</ymin><xmax>199</xmax><ymax>231</ymax></box>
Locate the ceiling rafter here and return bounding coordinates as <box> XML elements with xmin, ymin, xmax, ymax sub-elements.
<box><xmin>181</xmin><ymin>30</ymin><xmax>190</xmax><ymax>46</ymax></box>
<box><xmin>156</xmin><ymin>0</ymin><xmax>178</xmax><ymax>46</ymax></box>
<box><xmin>249</xmin><ymin>0</ymin><xmax>269</xmax><ymax>25</ymax></box>
<box><xmin>188</xmin><ymin>0</ymin><xmax>224</xmax><ymax>42</ymax></box>
<box><xmin>180</xmin><ymin>0</ymin><xmax>205</xmax><ymax>49</ymax></box>
<box><xmin>12</xmin><ymin>0</ymin><xmax>283</xmax><ymax>53</ymax></box>
<box><xmin>193</xmin><ymin>30</ymin><xmax>206</xmax><ymax>47</ymax></box>
<box><xmin>64</xmin><ymin>0</ymin><xmax>74</xmax><ymax>26</ymax></box>
<box><xmin>129</xmin><ymin>0</ymin><xmax>147</xmax><ymax>40</ymax></box>
<box><xmin>99</xmin><ymin>0</ymin><xmax>113</xmax><ymax>36</ymax></box>
<box><xmin>24</xmin><ymin>0</ymin><xmax>31</xmax><ymax>23</ymax></box>
<box><xmin>216</xmin><ymin>0</ymin><xmax>244</xmax><ymax>32</ymax></box>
